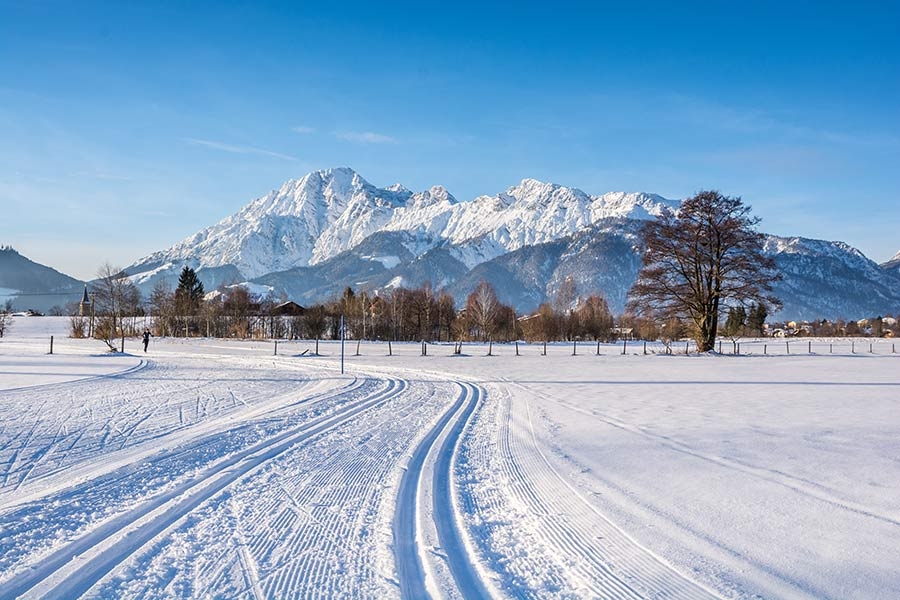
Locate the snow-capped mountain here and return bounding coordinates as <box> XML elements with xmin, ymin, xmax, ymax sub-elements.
<box><xmin>882</xmin><ymin>248</ymin><xmax>900</xmax><ymax>275</ymax></box>
<box><xmin>124</xmin><ymin>168</ymin><xmax>676</xmax><ymax>291</ymax></box>
<box><xmin>765</xmin><ymin>237</ymin><xmax>900</xmax><ymax>320</ymax></box>
<box><xmin>129</xmin><ymin>168</ymin><xmax>412</xmax><ymax>286</ymax></box>
<box><xmin>123</xmin><ymin>168</ymin><xmax>900</xmax><ymax>320</ymax></box>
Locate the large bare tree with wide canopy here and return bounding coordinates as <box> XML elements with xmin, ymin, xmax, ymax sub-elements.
<box><xmin>627</xmin><ymin>190</ymin><xmax>781</xmax><ymax>352</ymax></box>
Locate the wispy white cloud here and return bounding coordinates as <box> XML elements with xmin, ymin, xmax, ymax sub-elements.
<box><xmin>336</xmin><ymin>131</ymin><xmax>397</xmax><ymax>144</ymax></box>
<box><xmin>182</xmin><ymin>137</ymin><xmax>297</xmax><ymax>160</ymax></box>
<box><xmin>291</xmin><ymin>125</ymin><xmax>315</xmax><ymax>134</ymax></box>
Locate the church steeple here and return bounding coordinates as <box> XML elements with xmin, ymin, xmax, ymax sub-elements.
<box><xmin>79</xmin><ymin>284</ymin><xmax>91</xmax><ymax>316</ymax></box>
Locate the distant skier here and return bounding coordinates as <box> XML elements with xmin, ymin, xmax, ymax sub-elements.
<box><xmin>142</xmin><ymin>329</ymin><xmax>151</xmax><ymax>352</ymax></box>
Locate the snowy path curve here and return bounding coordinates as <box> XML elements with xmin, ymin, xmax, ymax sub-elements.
<box><xmin>0</xmin><ymin>376</ymin><xmax>406</xmax><ymax>599</ymax></box>
<box><xmin>393</xmin><ymin>380</ymin><xmax>489</xmax><ymax>600</ymax></box>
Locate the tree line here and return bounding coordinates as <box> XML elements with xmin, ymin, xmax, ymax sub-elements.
<box><xmin>71</xmin><ymin>265</ymin><xmax>623</xmax><ymax>344</ymax></box>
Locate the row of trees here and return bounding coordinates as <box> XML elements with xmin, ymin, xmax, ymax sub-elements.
<box><xmin>338</xmin><ymin>283</ymin><xmax>618</xmax><ymax>343</ymax></box>
<box><xmin>722</xmin><ymin>304</ymin><xmax>770</xmax><ymax>338</ymax></box>
<box><xmin>72</xmin><ymin>264</ymin><xmax>622</xmax><ymax>344</ymax></box>
<box><xmin>150</xmin><ymin>275</ymin><xmax>618</xmax><ymax>343</ymax></box>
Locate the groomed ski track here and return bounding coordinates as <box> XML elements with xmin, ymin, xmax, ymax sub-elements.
<box><xmin>393</xmin><ymin>381</ymin><xmax>490</xmax><ymax>600</ymax></box>
<box><xmin>1</xmin><ymin>376</ymin><xmax>405</xmax><ymax>599</ymax></box>
<box><xmin>0</xmin><ymin>352</ymin><xmax>507</xmax><ymax>600</ymax></box>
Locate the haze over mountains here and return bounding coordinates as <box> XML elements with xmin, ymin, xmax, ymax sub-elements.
<box><xmin>0</xmin><ymin>247</ymin><xmax>84</xmax><ymax>313</ymax></box>
<box><xmin>3</xmin><ymin>168</ymin><xmax>899</xmax><ymax>320</ymax></box>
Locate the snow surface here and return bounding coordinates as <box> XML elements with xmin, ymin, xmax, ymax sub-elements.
<box><xmin>1</xmin><ymin>317</ymin><xmax>899</xmax><ymax>599</ymax></box>
<box><xmin>361</xmin><ymin>255</ymin><xmax>402</xmax><ymax>270</ymax></box>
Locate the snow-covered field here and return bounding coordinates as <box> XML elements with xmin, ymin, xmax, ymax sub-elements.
<box><xmin>1</xmin><ymin>317</ymin><xmax>898</xmax><ymax>599</ymax></box>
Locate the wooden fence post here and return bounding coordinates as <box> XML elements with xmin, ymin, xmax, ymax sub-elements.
<box><xmin>50</xmin><ymin>335</ymin><xmax>54</xmax><ymax>355</ymax></box>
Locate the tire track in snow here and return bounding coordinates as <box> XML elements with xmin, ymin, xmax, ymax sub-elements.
<box><xmin>0</xmin><ymin>377</ymin><xmax>406</xmax><ymax>600</ymax></box>
<box><xmin>394</xmin><ymin>381</ymin><xmax>489</xmax><ymax>600</ymax></box>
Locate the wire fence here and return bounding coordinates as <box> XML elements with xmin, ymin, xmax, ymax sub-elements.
<box><xmin>260</xmin><ymin>337</ymin><xmax>900</xmax><ymax>359</ymax></box>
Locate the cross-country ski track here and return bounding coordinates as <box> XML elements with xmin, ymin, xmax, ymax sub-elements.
<box><xmin>2</xmin><ymin>324</ymin><xmax>899</xmax><ymax>598</ymax></box>
<box><xmin>2</xmin><ymin>375</ymin><xmax>403</xmax><ymax>598</ymax></box>
<box><xmin>393</xmin><ymin>381</ymin><xmax>490</xmax><ymax>600</ymax></box>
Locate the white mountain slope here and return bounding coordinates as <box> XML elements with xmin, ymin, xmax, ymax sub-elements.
<box><xmin>761</xmin><ymin>236</ymin><xmax>900</xmax><ymax>319</ymax></box>
<box><xmin>400</xmin><ymin>178</ymin><xmax>676</xmax><ymax>269</ymax></box>
<box><xmin>882</xmin><ymin>248</ymin><xmax>900</xmax><ymax>274</ymax></box>
<box><xmin>125</xmin><ymin>168</ymin><xmax>678</xmax><ymax>288</ymax></box>
<box><xmin>129</xmin><ymin>168</ymin><xmax>412</xmax><ymax>286</ymax></box>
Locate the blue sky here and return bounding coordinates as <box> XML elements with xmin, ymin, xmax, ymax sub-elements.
<box><xmin>2</xmin><ymin>1</ymin><xmax>899</xmax><ymax>280</ymax></box>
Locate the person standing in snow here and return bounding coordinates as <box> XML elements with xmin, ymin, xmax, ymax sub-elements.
<box><xmin>142</xmin><ymin>329</ymin><xmax>151</xmax><ymax>352</ymax></box>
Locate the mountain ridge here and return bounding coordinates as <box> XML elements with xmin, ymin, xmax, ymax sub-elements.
<box><xmin>124</xmin><ymin>167</ymin><xmax>678</xmax><ymax>287</ymax></box>
<box><xmin>0</xmin><ymin>246</ymin><xmax>85</xmax><ymax>312</ymax></box>
<box><xmin>116</xmin><ymin>168</ymin><xmax>900</xmax><ymax>320</ymax></box>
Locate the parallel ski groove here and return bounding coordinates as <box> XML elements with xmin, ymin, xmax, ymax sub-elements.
<box><xmin>393</xmin><ymin>380</ymin><xmax>488</xmax><ymax>600</ymax></box>
<box><xmin>0</xmin><ymin>377</ymin><xmax>404</xmax><ymax>599</ymax></box>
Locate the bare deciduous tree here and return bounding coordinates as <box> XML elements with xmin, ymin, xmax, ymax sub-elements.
<box><xmin>466</xmin><ymin>281</ymin><xmax>501</xmax><ymax>341</ymax></box>
<box><xmin>627</xmin><ymin>190</ymin><xmax>781</xmax><ymax>352</ymax></box>
<box><xmin>0</xmin><ymin>301</ymin><xmax>12</xmax><ymax>338</ymax></box>
<box><xmin>93</xmin><ymin>263</ymin><xmax>142</xmax><ymax>348</ymax></box>
<box><xmin>149</xmin><ymin>281</ymin><xmax>175</xmax><ymax>336</ymax></box>
<box><xmin>576</xmin><ymin>294</ymin><xmax>614</xmax><ymax>341</ymax></box>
